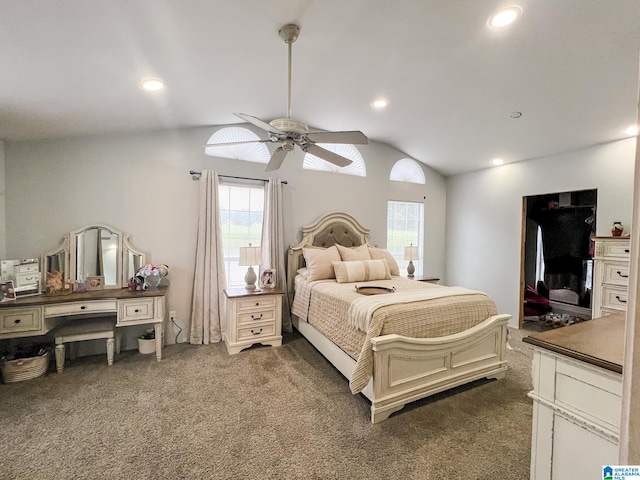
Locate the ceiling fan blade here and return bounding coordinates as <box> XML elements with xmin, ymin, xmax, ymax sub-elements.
<box><xmin>204</xmin><ymin>139</ymin><xmax>272</xmax><ymax>148</ymax></box>
<box><xmin>265</xmin><ymin>147</ymin><xmax>289</xmax><ymax>172</ymax></box>
<box><xmin>303</xmin><ymin>143</ymin><xmax>353</xmax><ymax>168</ymax></box>
<box><xmin>305</xmin><ymin>131</ymin><xmax>369</xmax><ymax>145</ymax></box>
<box><xmin>234</xmin><ymin>113</ymin><xmax>284</xmax><ymax>135</ymax></box>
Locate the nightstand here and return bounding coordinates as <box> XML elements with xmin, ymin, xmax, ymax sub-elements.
<box><xmin>406</xmin><ymin>275</ymin><xmax>440</xmax><ymax>284</ymax></box>
<box><xmin>223</xmin><ymin>287</ymin><xmax>283</xmax><ymax>355</ymax></box>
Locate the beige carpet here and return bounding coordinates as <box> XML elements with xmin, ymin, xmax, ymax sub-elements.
<box><xmin>0</xmin><ymin>328</ymin><xmax>533</xmax><ymax>480</ymax></box>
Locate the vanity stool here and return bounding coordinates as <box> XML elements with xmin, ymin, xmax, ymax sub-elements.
<box><xmin>54</xmin><ymin>317</ymin><xmax>120</xmax><ymax>373</ymax></box>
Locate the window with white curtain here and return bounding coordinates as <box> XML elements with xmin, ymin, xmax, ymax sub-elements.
<box><xmin>218</xmin><ymin>182</ymin><xmax>265</xmax><ymax>288</ymax></box>
<box><xmin>205</xmin><ymin>127</ymin><xmax>271</xmax><ymax>164</ymax></box>
<box><xmin>389</xmin><ymin>158</ymin><xmax>426</xmax><ymax>184</ymax></box>
<box><xmin>386</xmin><ymin>200</ymin><xmax>424</xmax><ymax>276</ymax></box>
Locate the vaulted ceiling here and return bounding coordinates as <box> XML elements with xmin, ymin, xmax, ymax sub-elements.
<box><xmin>1</xmin><ymin>1</ymin><xmax>639</xmax><ymax>176</ymax></box>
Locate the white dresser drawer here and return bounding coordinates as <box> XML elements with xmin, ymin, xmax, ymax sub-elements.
<box><xmin>237</xmin><ymin>322</ymin><xmax>276</xmax><ymax>341</ymax></box>
<box><xmin>0</xmin><ymin>307</ymin><xmax>43</xmax><ymax>334</ymax></box>
<box><xmin>16</xmin><ymin>271</ymin><xmax>40</xmax><ymax>287</ymax></box>
<box><xmin>44</xmin><ymin>300</ymin><xmax>118</xmax><ymax>317</ymax></box>
<box><xmin>119</xmin><ymin>298</ymin><xmax>155</xmax><ymax>322</ymax></box>
<box><xmin>601</xmin><ymin>286</ymin><xmax>628</xmax><ymax>311</ymax></box>
<box><xmin>601</xmin><ymin>241</ymin><xmax>631</xmax><ymax>259</ymax></box>
<box><xmin>236</xmin><ymin>296</ymin><xmax>277</xmax><ymax>311</ymax></box>
<box><xmin>237</xmin><ymin>308</ymin><xmax>276</xmax><ymax>326</ymax></box>
<box><xmin>602</xmin><ymin>261</ymin><xmax>630</xmax><ymax>287</ymax></box>
<box><xmin>16</xmin><ymin>263</ymin><xmax>40</xmax><ymax>274</ymax></box>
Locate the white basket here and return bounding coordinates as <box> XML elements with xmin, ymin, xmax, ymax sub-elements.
<box><xmin>137</xmin><ymin>338</ymin><xmax>156</xmax><ymax>355</ymax></box>
<box><xmin>1</xmin><ymin>352</ymin><xmax>49</xmax><ymax>383</ymax></box>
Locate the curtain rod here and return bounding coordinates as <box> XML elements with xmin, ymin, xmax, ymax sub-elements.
<box><xmin>189</xmin><ymin>171</ymin><xmax>287</xmax><ymax>185</ymax></box>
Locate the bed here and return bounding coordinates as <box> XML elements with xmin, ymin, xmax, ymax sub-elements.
<box><xmin>287</xmin><ymin>212</ymin><xmax>511</xmax><ymax>423</ymax></box>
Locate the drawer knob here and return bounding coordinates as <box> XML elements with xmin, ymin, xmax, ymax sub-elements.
<box><xmin>14</xmin><ymin>319</ymin><xmax>21</xmax><ymax>324</ymax></box>
<box><xmin>255</xmin><ymin>302</ymin><xmax>260</xmax><ymax>306</ymax></box>
<box><xmin>80</xmin><ymin>305</ymin><xmax>86</xmax><ymax>310</ymax></box>
<box><xmin>251</xmin><ymin>314</ymin><xmax>263</xmax><ymax>321</ymax></box>
<box><xmin>617</xmin><ymin>271</ymin><xmax>629</xmax><ymax>278</ymax></box>
<box><xmin>135</xmin><ymin>309</ymin><xmax>140</xmax><ymax>313</ymax></box>
<box><xmin>625</xmin><ymin>249</ymin><xmax>630</xmax><ymax>253</ymax></box>
<box><xmin>616</xmin><ymin>295</ymin><xmax>627</xmax><ymax>304</ymax></box>
<box><xmin>251</xmin><ymin>328</ymin><xmax>263</xmax><ymax>335</ymax></box>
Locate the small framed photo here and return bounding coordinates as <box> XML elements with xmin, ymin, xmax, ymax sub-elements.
<box><xmin>259</xmin><ymin>269</ymin><xmax>276</xmax><ymax>289</ymax></box>
<box><xmin>0</xmin><ymin>281</ymin><xmax>16</xmax><ymax>302</ymax></box>
<box><xmin>86</xmin><ymin>276</ymin><xmax>104</xmax><ymax>291</ymax></box>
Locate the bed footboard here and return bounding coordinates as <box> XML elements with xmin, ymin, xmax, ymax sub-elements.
<box><xmin>368</xmin><ymin>313</ymin><xmax>511</xmax><ymax>423</ymax></box>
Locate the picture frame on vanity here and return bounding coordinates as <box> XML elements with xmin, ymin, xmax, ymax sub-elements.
<box><xmin>86</xmin><ymin>276</ymin><xmax>104</xmax><ymax>291</ymax></box>
<box><xmin>0</xmin><ymin>281</ymin><xmax>16</xmax><ymax>302</ymax></box>
<box><xmin>259</xmin><ymin>269</ymin><xmax>276</xmax><ymax>289</ymax></box>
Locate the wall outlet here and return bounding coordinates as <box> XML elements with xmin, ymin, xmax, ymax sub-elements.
<box><xmin>169</xmin><ymin>311</ymin><xmax>176</xmax><ymax>322</ymax></box>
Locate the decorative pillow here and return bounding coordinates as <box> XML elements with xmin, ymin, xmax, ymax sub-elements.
<box><xmin>303</xmin><ymin>246</ymin><xmax>341</xmax><ymax>281</ymax></box>
<box><xmin>332</xmin><ymin>259</ymin><xmax>392</xmax><ymax>283</ymax></box>
<box><xmin>336</xmin><ymin>244</ymin><xmax>371</xmax><ymax>261</ymax></box>
<box><xmin>368</xmin><ymin>247</ymin><xmax>401</xmax><ymax>276</ymax></box>
<box><xmin>296</xmin><ymin>267</ymin><xmax>309</xmax><ymax>279</ymax></box>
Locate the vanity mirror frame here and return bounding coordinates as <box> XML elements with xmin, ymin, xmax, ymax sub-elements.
<box><xmin>41</xmin><ymin>224</ymin><xmax>148</xmax><ymax>291</ymax></box>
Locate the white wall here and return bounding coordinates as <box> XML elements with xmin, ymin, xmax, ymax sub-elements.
<box><xmin>3</xmin><ymin>126</ymin><xmax>446</xmax><ymax>348</ymax></box>
<box><xmin>0</xmin><ymin>141</ymin><xmax>5</xmax><ymax>260</ymax></box>
<box><xmin>445</xmin><ymin>138</ymin><xmax>637</xmax><ymax>326</ymax></box>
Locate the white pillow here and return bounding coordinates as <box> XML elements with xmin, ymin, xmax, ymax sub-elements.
<box><xmin>336</xmin><ymin>244</ymin><xmax>371</xmax><ymax>261</ymax></box>
<box><xmin>302</xmin><ymin>246</ymin><xmax>341</xmax><ymax>281</ymax></box>
<box><xmin>296</xmin><ymin>267</ymin><xmax>309</xmax><ymax>279</ymax></box>
<box><xmin>332</xmin><ymin>259</ymin><xmax>392</xmax><ymax>283</ymax></box>
<box><xmin>368</xmin><ymin>247</ymin><xmax>401</xmax><ymax>276</ymax></box>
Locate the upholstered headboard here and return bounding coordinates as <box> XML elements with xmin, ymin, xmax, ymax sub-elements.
<box><xmin>287</xmin><ymin>212</ymin><xmax>372</xmax><ymax>298</ymax></box>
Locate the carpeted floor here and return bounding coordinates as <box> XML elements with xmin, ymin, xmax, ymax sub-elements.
<box><xmin>0</xmin><ymin>328</ymin><xmax>533</xmax><ymax>480</ymax></box>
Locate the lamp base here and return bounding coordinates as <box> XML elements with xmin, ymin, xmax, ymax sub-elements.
<box><xmin>244</xmin><ymin>266</ymin><xmax>257</xmax><ymax>290</ymax></box>
<box><xmin>407</xmin><ymin>260</ymin><xmax>415</xmax><ymax>278</ymax></box>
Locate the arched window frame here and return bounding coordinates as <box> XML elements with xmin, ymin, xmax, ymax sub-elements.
<box><xmin>303</xmin><ymin>144</ymin><xmax>366</xmax><ymax>177</ymax></box>
<box><xmin>205</xmin><ymin>127</ymin><xmax>270</xmax><ymax>164</ymax></box>
<box><xmin>390</xmin><ymin>158</ymin><xmax>426</xmax><ymax>184</ymax></box>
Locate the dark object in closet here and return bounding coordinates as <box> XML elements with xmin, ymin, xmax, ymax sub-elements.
<box><xmin>524</xmin><ymin>284</ymin><xmax>551</xmax><ymax>316</ymax></box>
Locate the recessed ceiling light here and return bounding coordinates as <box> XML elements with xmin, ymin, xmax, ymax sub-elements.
<box><xmin>624</xmin><ymin>125</ymin><xmax>639</xmax><ymax>136</ymax></box>
<box><xmin>371</xmin><ymin>98</ymin><xmax>389</xmax><ymax>109</ymax></box>
<box><xmin>491</xmin><ymin>158</ymin><xmax>505</xmax><ymax>166</ymax></box>
<box><xmin>140</xmin><ymin>78</ymin><xmax>165</xmax><ymax>92</ymax></box>
<box><xmin>488</xmin><ymin>6</ymin><xmax>522</xmax><ymax>28</ymax></box>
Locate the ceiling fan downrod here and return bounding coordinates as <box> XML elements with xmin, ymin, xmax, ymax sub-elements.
<box><xmin>279</xmin><ymin>24</ymin><xmax>300</xmax><ymax>120</ymax></box>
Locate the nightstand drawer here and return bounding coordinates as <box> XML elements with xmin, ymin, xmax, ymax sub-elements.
<box><xmin>601</xmin><ymin>286</ymin><xmax>628</xmax><ymax>311</ymax></box>
<box><xmin>237</xmin><ymin>308</ymin><xmax>276</xmax><ymax>326</ymax></box>
<box><xmin>602</xmin><ymin>261</ymin><xmax>630</xmax><ymax>287</ymax></box>
<box><xmin>236</xmin><ymin>296</ymin><xmax>277</xmax><ymax>311</ymax></box>
<box><xmin>0</xmin><ymin>307</ymin><xmax>43</xmax><ymax>334</ymax></box>
<box><xmin>45</xmin><ymin>300</ymin><xmax>117</xmax><ymax>317</ymax></box>
<box><xmin>16</xmin><ymin>272</ymin><xmax>40</xmax><ymax>287</ymax></box>
<box><xmin>119</xmin><ymin>299</ymin><xmax>155</xmax><ymax>322</ymax></box>
<box><xmin>601</xmin><ymin>241</ymin><xmax>631</xmax><ymax>259</ymax></box>
<box><xmin>237</xmin><ymin>322</ymin><xmax>276</xmax><ymax>341</ymax></box>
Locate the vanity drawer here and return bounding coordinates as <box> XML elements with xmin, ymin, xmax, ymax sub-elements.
<box><xmin>44</xmin><ymin>300</ymin><xmax>118</xmax><ymax>317</ymax></box>
<box><xmin>601</xmin><ymin>286</ymin><xmax>628</xmax><ymax>311</ymax></box>
<box><xmin>0</xmin><ymin>307</ymin><xmax>43</xmax><ymax>334</ymax></box>
<box><xmin>119</xmin><ymin>299</ymin><xmax>155</xmax><ymax>322</ymax></box>
<box><xmin>236</xmin><ymin>296</ymin><xmax>277</xmax><ymax>311</ymax></box>
<box><xmin>602</xmin><ymin>261</ymin><xmax>630</xmax><ymax>287</ymax></box>
<box><xmin>236</xmin><ymin>322</ymin><xmax>276</xmax><ymax>341</ymax></box>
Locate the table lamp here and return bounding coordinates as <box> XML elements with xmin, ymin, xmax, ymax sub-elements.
<box><xmin>239</xmin><ymin>243</ymin><xmax>262</xmax><ymax>290</ymax></box>
<box><xmin>404</xmin><ymin>244</ymin><xmax>419</xmax><ymax>278</ymax></box>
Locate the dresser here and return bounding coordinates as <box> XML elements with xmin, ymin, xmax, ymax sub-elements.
<box><xmin>523</xmin><ymin>313</ymin><xmax>624</xmax><ymax>480</ymax></box>
<box><xmin>592</xmin><ymin>236</ymin><xmax>630</xmax><ymax>317</ymax></box>
<box><xmin>0</xmin><ymin>288</ymin><xmax>167</xmax><ymax>361</ymax></box>
<box><xmin>223</xmin><ymin>288</ymin><xmax>283</xmax><ymax>354</ymax></box>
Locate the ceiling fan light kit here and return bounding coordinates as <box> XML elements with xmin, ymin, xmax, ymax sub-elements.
<box><xmin>205</xmin><ymin>24</ymin><xmax>368</xmax><ymax>171</ymax></box>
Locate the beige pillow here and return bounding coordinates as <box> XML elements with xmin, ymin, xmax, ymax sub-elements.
<box><xmin>336</xmin><ymin>244</ymin><xmax>371</xmax><ymax>261</ymax></box>
<box><xmin>332</xmin><ymin>259</ymin><xmax>391</xmax><ymax>283</ymax></box>
<box><xmin>303</xmin><ymin>246</ymin><xmax>341</xmax><ymax>281</ymax></box>
<box><xmin>368</xmin><ymin>247</ymin><xmax>400</xmax><ymax>276</ymax></box>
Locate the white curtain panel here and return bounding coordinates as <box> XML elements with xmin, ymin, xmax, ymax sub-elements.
<box><xmin>189</xmin><ymin>170</ymin><xmax>227</xmax><ymax>344</ymax></box>
<box><xmin>261</xmin><ymin>178</ymin><xmax>292</xmax><ymax>332</ymax></box>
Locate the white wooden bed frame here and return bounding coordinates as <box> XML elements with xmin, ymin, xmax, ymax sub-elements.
<box><xmin>288</xmin><ymin>212</ymin><xmax>511</xmax><ymax>424</ymax></box>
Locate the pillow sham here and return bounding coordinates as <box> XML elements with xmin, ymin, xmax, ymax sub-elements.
<box><xmin>332</xmin><ymin>259</ymin><xmax>392</xmax><ymax>283</ymax></box>
<box><xmin>302</xmin><ymin>245</ymin><xmax>341</xmax><ymax>281</ymax></box>
<box><xmin>336</xmin><ymin>244</ymin><xmax>371</xmax><ymax>261</ymax></box>
<box><xmin>296</xmin><ymin>267</ymin><xmax>309</xmax><ymax>279</ymax></box>
<box><xmin>368</xmin><ymin>247</ymin><xmax>401</xmax><ymax>276</ymax></box>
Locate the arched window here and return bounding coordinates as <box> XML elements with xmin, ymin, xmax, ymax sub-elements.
<box><xmin>205</xmin><ymin>127</ymin><xmax>270</xmax><ymax>164</ymax></box>
<box><xmin>390</xmin><ymin>158</ymin><xmax>425</xmax><ymax>184</ymax></box>
<box><xmin>303</xmin><ymin>144</ymin><xmax>366</xmax><ymax>177</ymax></box>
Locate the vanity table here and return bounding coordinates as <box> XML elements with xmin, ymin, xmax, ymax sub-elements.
<box><xmin>0</xmin><ymin>224</ymin><xmax>167</xmax><ymax>361</ymax></box>
<box><xmin>0</xmin><ymin>288</ymin><xmax>167</xmax><ymax>361</ymax></box>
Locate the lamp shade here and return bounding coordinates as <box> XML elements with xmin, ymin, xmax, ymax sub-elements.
<box><xmin>403</xmin><ymin>245</ymin><xmax>419</xmax><ymax>261</ymax></box>
<box><xmin>239</xmin><ymin>244</ymin><xmax>262</xmax><ymax>266</ymax></box>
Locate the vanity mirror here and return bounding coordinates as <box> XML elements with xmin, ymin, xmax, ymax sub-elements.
<box><xmin>42</xmin><ymin>224</ymin><xmax>147</xmax><ymax>290</ymax></box>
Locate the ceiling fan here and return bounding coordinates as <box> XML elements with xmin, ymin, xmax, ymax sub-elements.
<box><xmin>205</xmin><ymin>23</ymin><xmax>368</xmax><ymax>172</ymax></box>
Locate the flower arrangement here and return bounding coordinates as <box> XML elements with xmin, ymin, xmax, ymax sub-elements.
<box><xmin>129</xmin><ymin>264</ymin><xmax>169</xmax><ymax>291</ymax></box>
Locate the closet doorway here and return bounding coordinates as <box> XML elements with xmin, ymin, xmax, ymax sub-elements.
<box><xmin>520</xmin><ymin>189</ymin><xmax>597</xmax><ymax>330</ymax></box>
